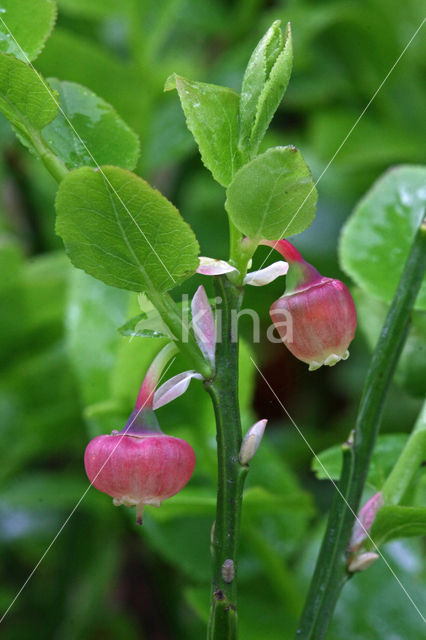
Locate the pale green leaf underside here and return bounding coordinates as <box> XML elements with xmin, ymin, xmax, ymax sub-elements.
<box><xmin>225</xmin><ymin>146</ymin><xmax>317</xmax><ymax>240</ymax></box>
<box><xmin>371</xmin><ymin>506</ymin><xmax>426</xmax><ymax>546</ymax></box>
<box><xmin>118</xmin><ymin>312</ymin><xmax>170</xmax><ymax>339</ymax></box>
<box><xmin>340</xmin><ymin>165</ymin><xmax>426</xmax><ymax>311</ymax></box>
<box><xmin>43</xmin><ymin>79</ymin><xmax>140</xmax><ymax>170</ymax></box>
<box><xmin>166</xmin><ymin>74</ymin><xmax>241</xmax><ymax>187</ymax></box>
<box><xmin>0</xmin><ymin>0</ymin><xmax>56</xmax><ymax>62</ymax></box>
<box><xmin>55</xmin><ymin>166</ymin><xmax>200</xmax><ymax>293</ymax></box>
<box><xmin>0</xmin><ymin>53</ymin><xmax>58</xmax><ymax>146</ymax></box>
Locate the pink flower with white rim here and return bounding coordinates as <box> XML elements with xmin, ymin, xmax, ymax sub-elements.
<box><xmin>84</xmin><ymin>343</ymin><xmax>198</xmax><ymax>524</ymax></box>
<box><xmin>264</xmin><ymin>239</ymin><xmax>357</xmax><ymax>370</ymax></box>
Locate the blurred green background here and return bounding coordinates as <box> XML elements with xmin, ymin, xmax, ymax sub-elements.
<box><xmin>0</xmin><ymin>0</ymin><xmax>425</xmax><ymax>638</ymax></box>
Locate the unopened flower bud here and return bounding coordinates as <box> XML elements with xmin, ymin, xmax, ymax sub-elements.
<box><xmin>264</xmin><ymin>239</ymin><xmax>357</xmax><ymax>370</ymax></box>
<box><xmin>348</xmin><ymin>552</ymin><xmax>379</xmax><ymax>573</ymax></box>
<box><xmin>239</xmin><ymin>419</ymin><xmax>267</xmax><ymax>465</ymax></box>
<box><xmin>349</xmin><ymin>491</ymin><xmax>383</xmax><ymax>551</ymax></box>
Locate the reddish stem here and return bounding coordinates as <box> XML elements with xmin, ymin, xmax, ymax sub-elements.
<box><xmin>134</xmin><ymin>343</ymin><xmax>178</xmax><ymax>410</ymax></box>
<box><xmin>261</xmin><ymin>239</ymin><xmax>305</xmax><ymax>263</ymax></box>
<box><xmin>261</xmin><ymin>239</ymin><xmax>322</xmax><ymax>290</ymax></box>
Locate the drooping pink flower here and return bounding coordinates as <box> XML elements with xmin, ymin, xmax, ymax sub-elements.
<box><xmin>264</xmin><ymin>239</ymin><xmax>357</xmax><ymax>370</ymax></box>
<box><xmin>84</xmin><ymin>343</ymin><xmax>196</xmax><ymax>523</ymax></box>
<box><xmin>84</xmin><ymin>430</ymin><xmax>196</xmax><ymax>524</ymax></box>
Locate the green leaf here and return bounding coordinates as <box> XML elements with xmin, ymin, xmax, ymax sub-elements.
<box><xmin>57</xmin><ymin>0</ymin><xmax>133</xmax><ymax>19</ymax></box>
<box><xmin>340</xmin><ymin>165</ymin><xmax>426</xmax><ymax>311</ymax></box>
<box><xmin>43</xmin><ymin>79</ymin><xmax>140</xmax><ymax>171</ymax></box>
<box><xmin>330</xmin><ymin>539</ymin><xmax>426</xmax><ymax>639</ymax></box>
<box><xmin>354</xmin><ymin>287</ymin><xmax>426</xmax><ymax>397</ymax></box>
<box><xmin>225</xmin><ymin>146</ymin><xmax>317</xmax><ymax>240</ymax></box>
<box><xmin>118</xmin><ymin>295</ymin><xmax>192</xmax><ymax>340</ymax></box>
<box><xmin>370</xmin><ymin>506</ymin><xmax>426</xmax><ymax>546</ymax></box>
<box><xmin>165</xmin><ymin>74</ymin><xmax>241</xmax><ymax>187</ymax></box>
<box><xmin>66</xmin><ymin>269</ymin><xmax>130</xmax><ymax>406</ymax></box>
<box><xmin>118</xmin><ymin>312</ymin><xmax>171</xmax><ymax>340</ymax></box>
<box><xmin>312</xmin><ymin>434</ymin><xmax>409</xmax><ymax>490</ymax></box>
<box><xmin>142</xmin><ymin>515</ymin><xmax>213</xmax><ymax>582</ymax></box>
<box><xmin>55</xmin><ymin>165</ymin><xmax>200</xmax><ymax>293</ymax></box>
<box><xmin>0</xmin><ymin>0</ymin><xmax>56</xmax><ymax>62</ymax></box>
<box><xmin>0</xmin><ymin>53</ymin><xmax>57</xmax><ymax>150</ymax></box>
<box><xmin>239</xmin><ymin>20</ymin><xmax>292</xmax><ymax>158</ymax></box>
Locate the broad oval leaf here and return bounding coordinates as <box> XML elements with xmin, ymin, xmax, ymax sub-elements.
<box><xmin>370</xmin><ymin>506</ymin><xmax>426</xmax><ymax>546</ymax></box>
<box><xmin>0</xmin><ymin>53</ymin><xmax>57</xmax><ymax>147</ymax></box>
<box><xmin>0</xmin><ymin>0</ymin><xmax>56</xmax><ymax>62</ymax></box>
<box><xmin>56</xmin><ymin>166</ymin><xmax>200</xmax><ymax>293</ymax></box>
<box><xmin>225</xmin><ymin>146</ymin><xmax>317</xmax><ymax>240</ymax></box>
<box><xmin>43</xmin><ymin>79</ymin><xmax>140</xmax><ymax>170</ymax></box>
<box><xmin>340</xmin><ymin>166</ymin><xmax>426</xmax><ymax>311</ymax></box>
<box><xmin>165</xmin><ymin>74</ymin><xmax>241</xmax><ymax>187</ymax></box>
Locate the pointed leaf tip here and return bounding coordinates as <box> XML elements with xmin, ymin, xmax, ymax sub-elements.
<box><xmin>164</xmin><ymin>73</ymin><xmax>177</xmax><ymax>92</ymax></box>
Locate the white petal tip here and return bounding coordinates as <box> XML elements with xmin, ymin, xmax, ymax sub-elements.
<box><xmin>309</xmin><ymin>351</ymin><xmax>350</xmax><ymax>371</ymax></box>
<box><xmin>197</xmin><ymin>257</ymin><xmax>239</xmax><ymax>276</ymax></box>
<box><xmin>308</xmin><ymin>361</ymin><xmax>322</xmax><ymax>371</ymax></box>
<box><xmin>243</xmin><ymin>261</ymin><xmax>289</xmax><ymax>286</ymax></box>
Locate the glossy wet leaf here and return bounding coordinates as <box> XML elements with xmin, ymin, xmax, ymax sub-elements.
<box><xmin>370</xmin><ymin>506</ymin><xmax>426</xmax><ymax>546</ymax></box>
<box><xmin>225</xmin><ymin>146</ymin><xmax>317</xmax><ymax>240</ymax></box>
<box><xmin>0</xmin><ymin>53</ymin><xmax>57</xmax><ymax>151</ymax></box>
<box><xmin>340</xmin><ymin>166</ymin><xmax>426</xmax><ymax>311</ymax></box>
<box><xmin>43</xmin><ymin>79</ymin><xmax>140</xmax><ymax>170</ymax></box>
<box><xmin>239</xmin><ymin>20</ymin><xmax>292</xmax><ymax>158</ymax></box>
<box><xmin>0</xmin><ymin>0</ymin><xmax>56</xmax><ymax>62</ymax></box>
<box><xmin>312</xmin><ymin>434</ymin><xmax>409</xmax><ymax>490</ymax></box>
<box><xmin>354</xmin><ymin>287</ymin><xmax>426</xmax><ymax>397</ymax></box>
<box><xmin>165</xmin><ymin>74</ymin><xmax>241</xmax><ymax>186</ymax></box>
<box><xmin>55</xmin><ymin>165</ymin><xmax>200</xmax><ymax>293</ymax></box>
<box><xmin>118</xmin><ymin>312</ymin><xmax>170</xmax><ymax>339</ymax></box>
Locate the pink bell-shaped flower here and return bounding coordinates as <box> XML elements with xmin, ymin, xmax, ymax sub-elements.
<box><xmin>264</xmin><ymin>239</ymin><xmax>357</xmax><ymax>370</ymax></box>
<box><xmin>84</xmin><ymin>344</ymin><xmax>196</xmax><ymax>523</ymax></box>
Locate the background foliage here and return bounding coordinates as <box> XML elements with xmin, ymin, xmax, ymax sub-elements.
<box><xmin>0</xmin><ymin>1</ymin><xmax>425</xmax><ymax>638</ymax></box>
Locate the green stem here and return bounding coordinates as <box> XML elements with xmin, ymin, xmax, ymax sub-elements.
<box><xmin>29</xmin><ymin>130</ymin><xmax>68</xmax><ymax>183</ymax></box>
<box><xmin>296</xmin><ymin>216</ymin><xmax>426</xmax><ymax>640</ymax></box>
<box><xmin>147</xmin><ymin>288</ymin><xmax>213</xmax><ymax>379</ymax></box>
<box><xmin>205</xmin><ymin>276</ymin><xmax>247</xmax><ymax>640</ymax></box>
<box><xmin>382</xmin><ymin>399</ymin><xmax>426</xmax><ymax>506</ymax></box>
<box><xmin>228</xmin><ymin>223</ymin><xmax>258</xmax><ymax>286</ymax></box>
